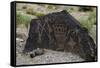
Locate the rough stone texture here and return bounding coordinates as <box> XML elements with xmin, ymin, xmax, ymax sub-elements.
<box><xmin>16</xmin><ymin>26</ymin><xmax>85</xmax><ymax>65</ymax></box>
<box><xmin>23</xmin><ymin>11</ymin><xmax>97</xmax><ymax>61</ymax></box>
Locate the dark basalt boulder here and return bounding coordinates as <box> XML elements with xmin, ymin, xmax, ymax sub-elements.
<box><xmin>23</xmin><ymin>10</ymin><xmax>97</xmax><ymax>61</ymax></box>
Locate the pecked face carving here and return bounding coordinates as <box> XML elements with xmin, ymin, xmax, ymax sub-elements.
<box><xmin>52</xmin><ymin>23</ymin><xmax>66</xmax><ymax>51</ymax></box>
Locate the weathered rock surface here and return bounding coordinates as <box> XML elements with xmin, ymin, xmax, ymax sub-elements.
<box><xmin>16</xmin><ymin>27</ymin><xmax>85</xmax><ymax>65</ymax></box>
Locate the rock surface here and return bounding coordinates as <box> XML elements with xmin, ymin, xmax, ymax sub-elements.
<box><xmin>16</xmin><ymin>27</ymin><xmax>85</xmax><ymax>65</ymax></box>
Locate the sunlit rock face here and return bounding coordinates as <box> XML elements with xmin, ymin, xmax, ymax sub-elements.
<box><xmin>23</xmin><ymin>10</ymin><xmax>97</xmax><ymax>61</ymax></box>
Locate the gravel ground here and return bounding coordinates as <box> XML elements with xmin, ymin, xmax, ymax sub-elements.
<box><xmin>16</xmin><ymin>48</ymin><xmax>85</xmax><ymax>65</ymax></box>
<box><xmin>16</xmin><ymin>37</ymin><xmax>85</xmax><ymax>65</ymax></box>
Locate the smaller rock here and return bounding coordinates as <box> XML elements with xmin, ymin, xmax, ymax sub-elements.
<box><xmin>29</xmin><ymin>48</ymin><xmax>44</xmax><ymax>58</ymax></box>
<box><xmin>30</xmin><ymin>53</ymin><xmax>35</xmax><ymax>58</ymax></box>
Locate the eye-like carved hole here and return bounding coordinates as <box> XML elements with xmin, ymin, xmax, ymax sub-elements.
<box><xmin>55</xmin><ymin>28</ymin><xmax>57</xmax><ymax>32</ymax></box>
<box><xmin>59</xmin><ymin>28</ymin><xmax>61</xmax><ymax>32</ymax></box>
